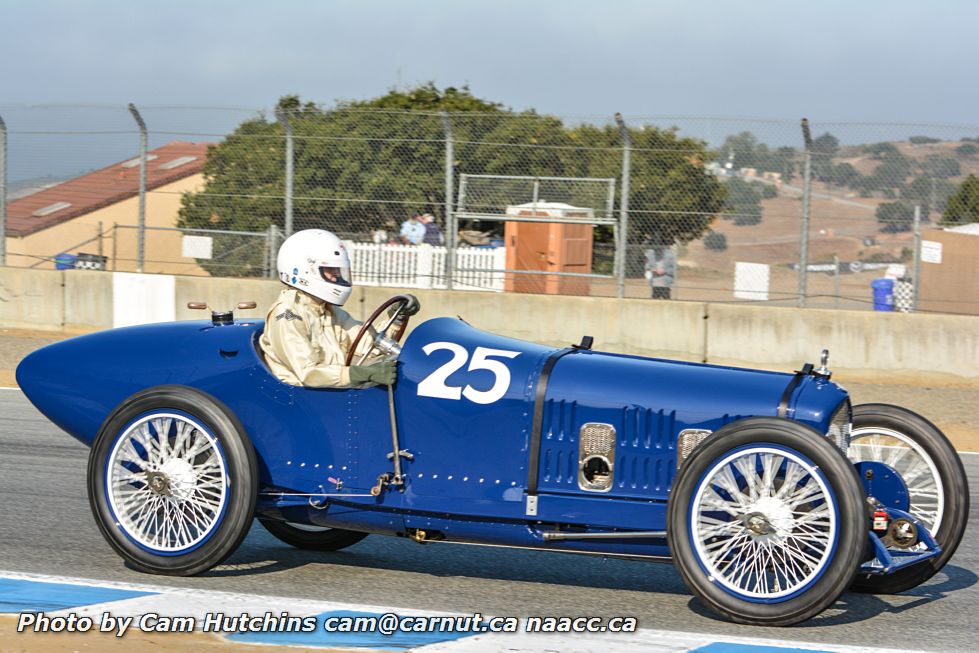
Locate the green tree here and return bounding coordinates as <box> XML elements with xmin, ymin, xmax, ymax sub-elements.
<box><xmin>715</xmin><ymin>133</ymin><xmax>796</xmax><ymax>179</ymax></box>
<box><xmin>955</xmin><ymin>143</ymin><xmax>978</xmax><ymax>157</ymax></box>
<box><xmin>722</xmin><ymin>178</ymin><xmax>764</xmax><ymax>226</ymax></box>
<box><xmin>178</xmin><ymin>85</ymin><xmax>725</xmax><ymax>275</ymax></box>
<box><xmin>874</xmin><ymin>152</ymin><xmax>912</xmax><ymax>187</ymax></box>
<box><xmin>942</xmin><ymin>174</ymin><xmax>979</xmax><ymax>225</ymax></box>
<box><xmin>810</xmin><ymin>132</ymin><xmax>839</xmax><ymax>182</ymax></box>
<box><xmin>923</xmin><ymin>156</ymin><xmax>961</xmax><ymax>179</ymax></box>
<box><xmin>718</xmin><ymin>131</ymin><xmax>764</xmax><ymax>170</ymax></box>
<box><xmin>830</xmin><ymin>162</ymin><xmax>859</xmax><ymax>186</ymax></box>
<box><xmin>875</xmin><ymin>201</ymin><xmax>914</xmax><ymax>232</ymax></box>
<box><xmin>904</xmin><ymin>176</ymin><xmax>955</xmax><ymax>216</ymax></box>
<box><xmin>704</xmin><ymin>231</ymin><xmax>727</xmax><ymax>251</ymax></box>
<box><xmin>865</xmin><ymin>142</ymin><xmax>900</xmax><ymax>158</ymax></box>
<box><xmin>909</xmin><ymin>135</ymin><xmax>940</xmax><ymax>144</ymax></box>
<box><xmin>771</xmin><ymin>146</ymin><xmax>797</xmax><ymax>181</ymax></box>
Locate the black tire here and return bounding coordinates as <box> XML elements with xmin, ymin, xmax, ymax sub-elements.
<box><xmin>848</xmin><ymin>403</ymin><xmax>969</xmax><ymax>594</ymax></box>
<box><xmin>259</xmin><ymin>518</ymin><xmax>369</xmax><ymax>551</ymax></box>
<box><xmin>88</xmin><ymin>385</ymin><xmax>258</xmax><ymax>576</ymax></box>
<box><xmin>668</xmin><ymin>417</ymin><xmax>866</xmax><ymax>626</ymax></box>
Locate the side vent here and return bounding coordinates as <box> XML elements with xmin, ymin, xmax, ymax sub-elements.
<box><xmin>677</xmin><ymin>429</ymin><xmax>713</xmax><ymax>469</ymax></box>
<box><xmin>578</xmin><ymin>423</ymin><xmax>615</xmax><ymax>492</ymax></box>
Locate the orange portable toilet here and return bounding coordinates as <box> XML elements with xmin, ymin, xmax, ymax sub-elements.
<box><xmin>503</xmin><ymin>202</ymin><xmax>594</xmax><ymax>295</ymax></box>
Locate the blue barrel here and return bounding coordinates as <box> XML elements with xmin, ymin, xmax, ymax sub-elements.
<box><xmin>54</xmin><ymin>253</ymin><xmax>77</xmax><ymax>270</ymax></box>
<box><xmin>871</xmin><ymin>278</ymin><xmax>894</xmax><ymax>312</ymax></box>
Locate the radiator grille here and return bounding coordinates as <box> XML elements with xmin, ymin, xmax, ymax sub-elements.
<box><xmin>677</xmin><ymin>429</ymin><xmax>712</xmax><ymax>468</ymax></box>
<box><xmin>828</xmin><ymin>400</ymin><xmax>852</xmax><ymax>454</ymax></box>
<box><xmin>580</xmin><ymin>423</ymin><xmax>615</xmax><ymax>455</ymax></box>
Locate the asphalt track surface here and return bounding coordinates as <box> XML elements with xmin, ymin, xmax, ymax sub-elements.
<box><xmin>2</xmin><ymin>388</ymin><xmax>977</xmax><ymax>652</ymax></box>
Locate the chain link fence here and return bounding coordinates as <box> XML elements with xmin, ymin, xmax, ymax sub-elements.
<box><xmin>1</xmin><ymin>104</ymin><xmax>977</xmax><ymax>313</ymax></box>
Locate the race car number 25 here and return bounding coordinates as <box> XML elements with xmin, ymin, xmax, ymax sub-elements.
<box><xmin>417</xmin><ymin>342</ymin><xmax>520</xmax><ymax>405</ymax></box>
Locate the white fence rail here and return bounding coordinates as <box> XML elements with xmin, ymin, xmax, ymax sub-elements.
<box><xmin>346</xmin><ymin>242</ymin><xmax>506</xmax><ymax>292</ymax></box>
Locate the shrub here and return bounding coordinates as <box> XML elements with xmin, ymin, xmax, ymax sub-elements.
<box><xmin>704</xmin><ymin>231</ymin><xmax>728</xmax><ymax>251</ymax></box>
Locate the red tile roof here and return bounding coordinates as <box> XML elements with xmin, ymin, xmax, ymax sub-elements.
<box><xmin>7</xmin><ymin>141</ymin><xmax>211</xmax><ymax>237</ymax></box>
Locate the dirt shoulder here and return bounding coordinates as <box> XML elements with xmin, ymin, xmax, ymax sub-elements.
<box><xmin>2</xmin><ymin>328</ymin><xmax>976</xmax><ymax>451</ymax></box>
<box><xmin>0</xmin><ymin>616</ymin><xmax>350</xmax><ymax>653</ymax></box>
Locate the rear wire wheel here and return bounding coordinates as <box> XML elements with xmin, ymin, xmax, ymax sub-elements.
<box><xmin>848</xmin><ymin>403</ymin><xmax>969</xmax><ymax>594</ymax></box>
<box><xmin>668</xmin><ymin>418</ymin><xmax>866</xmax><ymax>626</ymax></box>
<box><xmin>258</xmin><ymin>518</ymin><xmax>368</xmax><ymax>551</ymax></box>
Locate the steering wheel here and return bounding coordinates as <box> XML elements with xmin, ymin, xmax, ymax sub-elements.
<box><xmin>344</xmin><ymin>295</ymin><xmax>414</xmax><ymax>367</ymax></box>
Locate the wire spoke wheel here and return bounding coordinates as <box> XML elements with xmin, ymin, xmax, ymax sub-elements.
<box><xmin>668</xmin><ymin>418</ymin><xmax>865</xmax><ymax>626</ymax></box>
<box><xmin>107</xmin><ymin>413</ymin><xmax>229</xmax><ymax>553</ymax></box>
<box><xmin>848</xmin><ymin>404</ymin><xmax>969</xmax><ymax>595</ymax></box>
<box><xmin>692</xmin><ymin>447</ymin><xmax>836</xmax><ymax>600</ymax></box>
<box><xmin>257</xmin><ymin>517</ymin><xmax>369</xmax><ymax>551</ymax></box>
<box><xmin>849</xmin><ymin>426</ymin><xmax>943</xmax><ymax>534</ymax></box>
<box><xmin>89</xmin><ymin>386</ymin><xmax>257</xmax><ymax>576</ymax></box>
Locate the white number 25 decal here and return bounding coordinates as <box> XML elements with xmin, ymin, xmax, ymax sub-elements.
<box><xmin>416</xmin><ymin>342</ymin><xmax>520</xmax><ymax>405</ymax></box>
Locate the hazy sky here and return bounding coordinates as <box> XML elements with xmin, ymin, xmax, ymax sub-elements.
<box><xmin>1</xmin><ymin>0</ymin><xmax>977</xmax><ymax>182</ymax></box>
<box><xmin>2</xmin><ymin>0</ymin><xmax>976</xmax><ymax>121</ymax></box>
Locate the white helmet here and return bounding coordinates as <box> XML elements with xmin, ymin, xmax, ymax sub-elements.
<box><xmin>276</xmin><ymin>229</ymin><xmax>353</xmax><ymax>305</ymax></box>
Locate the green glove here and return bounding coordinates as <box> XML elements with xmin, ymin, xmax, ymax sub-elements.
<box><xmin>350</xmin><ymin>360</ymin><xmax>398</xmax><ymax>386</ymax></box>
<box><xmin>388</xmin><ymin>294</ymin><xmax>421</xmax><ymax>320</ymax></box>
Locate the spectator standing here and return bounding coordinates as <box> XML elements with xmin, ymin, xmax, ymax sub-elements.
<box><xmin>400</xmin><ymin>214</ymin><xmax>426</xmax><ymax>245</ymax></box>
<box><xmin>644</xmin><ymin>235</ymin><xmax>677</xmax><ymax>300</ymax></box>
<box><xmin>420</xmin><ymin>213</ymin><xmax>444</xmax><ymax>245</ymax></box>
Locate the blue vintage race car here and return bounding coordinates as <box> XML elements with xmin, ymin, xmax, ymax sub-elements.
<box><xmin>16</xmin><ymin>295</ymin><xmax>969</xmax><ymax>626</ymax></box>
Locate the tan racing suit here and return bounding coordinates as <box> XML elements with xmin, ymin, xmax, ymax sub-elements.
<box><xmin>259</xmin><ymin>288</ymin><xmax>381</xmax><ymax>388</ymax></box>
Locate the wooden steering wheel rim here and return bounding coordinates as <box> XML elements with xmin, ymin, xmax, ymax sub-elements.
<box><xmin>344</xmin><ymin>295</ymin><xmax>412</xmax><ymax>367</ymax></box>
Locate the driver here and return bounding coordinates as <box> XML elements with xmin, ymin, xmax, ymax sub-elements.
<box><xmin>260</xmin><ymin>229</ymin><xmax>420</xmax><ymax>388</ymax></box>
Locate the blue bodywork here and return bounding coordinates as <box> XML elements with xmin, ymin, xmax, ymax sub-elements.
<box><xmin>18</xmin><ymin>315</ymin><xmax>861</xmax><ymax>559</ymax></box>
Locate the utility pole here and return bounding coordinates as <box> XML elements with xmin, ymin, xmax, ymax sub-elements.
<box><xmin>127</xmin><ymin>104</ymin><xmax>148</xmax><ymax>273</ymax></box>
<box><xmin>0</xmin><ymin>113</ymin><xmax>7</xmax><ymax>267</ymax></box>
<box><xmin>798</xmin><ymin>118</ymin><xmax>813</xmax><ymax>308</ymax></box>
<box><xmin>614</xmin><ymin>113</ymin><xmax>631</xmax><ymax>299</ymax></box>
<box><xmin>441</xmin><ymin>111</ymin><xmax>455</xmax><ymax>290</ymax></box>
<box><xmin>275</xmin><ymin>108</ymin><xmax>295</xmax><ymax>238</ymax></box>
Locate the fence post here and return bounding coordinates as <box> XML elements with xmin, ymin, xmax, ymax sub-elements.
<box><xmin>912</xmin><ymin>205</ymin><xmax>922</xmax><ymax>312</ymax></box>
<box><xmin>798</xmin><ymin>118</ymin><xmax>813</xmax><ymax>308</ymax></box>
<box><xmin>0</xmin><ymin>113</ymin><xmax>6</xmax><ymax>267</ymax></box>
<box><xmin>440</xmin><ymin>111</ymin><xmax>455</xmax><ymax>290</ymax></box>
<box><xmin>275</xmin><ymin>109</ymin><xmax>295</xmax><ymax>238</ymax></box>
<box><xmin>832</xmin><ymin>254</ymin><xmax>840</xmax><ymax>309</ymax></box>
<box><xmin>127</xmin><ymin>103</ymin><xmax>148</xmax><ymax>273</ymax></box>
<box><xmin>614</xmin><ymin>112</ymin><xmax>631</xmax><ymax>299</ymax></box>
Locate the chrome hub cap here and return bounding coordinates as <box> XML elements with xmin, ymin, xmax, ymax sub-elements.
<box><xmin>106</xmin><ymin>413</ymin><xmax>228</xmax><ymax>553</ymax></box>
<box><xmin>742</xmin><ymin>496</ymin><xmax>794</xmax><ymax>542</ymax></box>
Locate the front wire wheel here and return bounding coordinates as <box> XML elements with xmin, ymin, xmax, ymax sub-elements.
<box><xmin>89</xmin><ymin>386</ymin><xmax>257</xmax><ymax>576</ymax></box>
<box><xmin>691</xmin><ymin>446</ymin><xmax>837</xmax><ymax>601</ymax></box>
<box><xmin>848</xmin><ymin>403</ymin><xmax>969</xmax><ymax>594</ymax></box>
<box><xmin>107</xmin><ymin>412</ymin><xmax>229</xmax><ymax>553</ymax></box>
<box><xmin>669</xmin><ymin>418</ymin><xmax>866</xmax><ymax>626</ymax></box>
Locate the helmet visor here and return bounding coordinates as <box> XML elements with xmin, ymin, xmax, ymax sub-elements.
<box><xmin>319</xmin><ymin>266</ymin><xmax>352</xmax><ymax>287</ymax></box>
